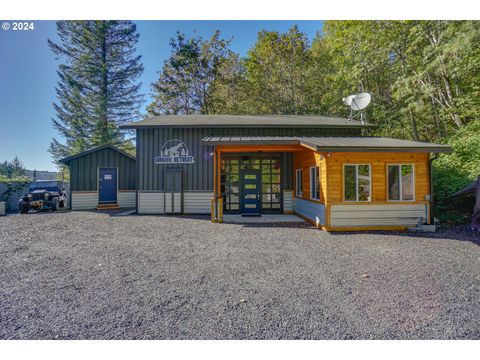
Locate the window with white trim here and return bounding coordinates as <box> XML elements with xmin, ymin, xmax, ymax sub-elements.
<box><xmin>310</xmin><ymin>166</ymin><xmax>320</xmax><ymax>200</ymax></box>
<box><xmin>344</xmin><ymin>164</ymin><xmax>371</xmax><ymax>202</ymax></box>
<box><xmin>295</xmin><ymin>169</ymin><xmax>303</xmax><ymax>197</ymax></box>
<box><xmin>387</xmin><ymin>164</ymin><xmax>415</xmax><ymax>201</ymax></box>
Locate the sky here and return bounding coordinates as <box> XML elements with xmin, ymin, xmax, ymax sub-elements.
<box><xmin>0</xmin><ymin>20</ymin><xmax>323</xmax><ymax>171</ymax></box>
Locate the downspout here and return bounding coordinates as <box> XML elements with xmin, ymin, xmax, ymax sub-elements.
<box><xmin>213</xmin><ymin>146</ymin><xmax>217</xmax><ymax>221</ymax></box>
<box><xmin>135</xmin><ymin>129</ymin><xmax>139</xmax><ymax>213</ymax></box>
<box><xmin>429</xmin><ymin>153</ymin><xmax>439</xmax><ymax>224</ymax></box>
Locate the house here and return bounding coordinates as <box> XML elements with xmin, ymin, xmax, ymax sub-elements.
<box><xmin>119</xmin><ymin>115</ymin><xmax>451</xmax><ymax>231</ymax></box>
<box><xmin>59</xmin><ymin>145</ymin><xmax>136</xmax><ymax>210</ymax></box>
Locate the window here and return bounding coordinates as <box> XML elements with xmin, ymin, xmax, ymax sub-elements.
<box><xmin>261</xmin><ymin>157</ymin><xmax>281</xmax><ymax>211</ymax></box>
<box><xmin>220</xmin><ymin>158</ymin><xmax>240</xmax><ymax>211</ymax></box>
<box><xmin>295</xmin><ymin>169</ymin><xmax>303</xmax><ymax>197</ymax></box>
<box><xmin>388</xmin><ymin>164</ymin><xmax>414</xmax><ymax>201</ymax></box>
<box><xmin>310</xmin><ymin>166</ymin><xmax>320</xmax><ymax>200</ymax></box>
<box><xmin>344</xmin><ymin>164</ymin><xmax>371</xmax><ymax>202</ymax></box>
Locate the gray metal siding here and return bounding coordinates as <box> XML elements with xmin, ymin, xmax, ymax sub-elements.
<box><xmin>137</xmin><ymin>127</ymin><xmax>354</xmax><ymax>192</ymax></box>
<box><xmin>138</xmin><ymin>128</ymin><xmax>216</xmax><ymax>191</ymax></box>
<box><xmin>70</xmin><ymin>148</ymin><xmax>136</xmax><ymax>191</ymax></box>
<box><xmin>137</xmin><ymin>127</ymin><xmax>323</xmax><ymax>191</ymax></box>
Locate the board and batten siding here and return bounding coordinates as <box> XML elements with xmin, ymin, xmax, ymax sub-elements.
<box><xmin>69</xmin><ymin>147</ymin><xmax>135</xmax><ymax>192</ymax></box>
<box><xmin>71</xmin><ymin>191</ymin><xmax>98</xmax><ymax>210</ymax></box>
<box><xmin>330</xmin><ymin>204</ymin><xmax>427</xmax><ymax>227</ymax></box>
<box><xmin>136</xmin><ymin>127</ymin><xmax>357</xmax><ymax>192</ymax></box>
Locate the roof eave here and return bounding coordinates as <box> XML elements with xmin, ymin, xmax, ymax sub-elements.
<box><xmin>200</xmin><ymin>140</ymin><xmax>451</xmax><ymax>153</ymax></box>
<box><xmin>121</xmin><ymin>123</ymin><xmax>375</xmax><ymax>130</ymax></box>
<box><xmin>58</xmin><ymin>144</ymin><xmax>136</xmax><ymax>165</ymax></box>
<box><xmin>313</xmin><ymin>146</ymin><xmax>452</xmax><ymax>153</ymax></box>
<box><xmin>200</xmin><ymin>139</ymin><xmax>301</xmax><ymax>146</ymax></box>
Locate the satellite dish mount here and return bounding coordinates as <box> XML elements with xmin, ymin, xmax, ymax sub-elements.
<box><xmin>342</xmin><ymin>92</ymin><xmax>371</xmax><ymax>125</ymax></box>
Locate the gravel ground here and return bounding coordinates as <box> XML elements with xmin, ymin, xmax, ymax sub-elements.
<box><xmin>0</xmin><ymin>211</ymin><xmax>479</xmax><ymax>340</ymax></box>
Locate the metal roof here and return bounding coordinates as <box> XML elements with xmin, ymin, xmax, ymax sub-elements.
<box><xmin>201</xmin><ymin>136</ymin><xmax>451</xmax><ymax>153</ymax></box>
<box><xmin>120</xmin><ymin>114</ymin><xmax>374</xmax><ymax>129</ymax></box>
<box><xmin>59</xmin><ymin>144</ymin><xmax>136</xmax><ymax>165</ymax></box>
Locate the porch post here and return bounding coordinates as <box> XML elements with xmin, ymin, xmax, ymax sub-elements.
<box><xmin>212</xmin><ymin>146</ymin><xmax>217</xmax><ymax>221</ymax></box>
<box><xmin>211</xmin><ymin>146</ymin><xmax>223</xmax><ymax>222</ymax></box>
<box><xmin>215</xmin><ymin>147</ymin><xmax>223</xmax><ymax>222</ymax></box>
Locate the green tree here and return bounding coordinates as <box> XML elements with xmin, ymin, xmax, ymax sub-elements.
<box><xmin>148</xmin><ymin>31</ymin><xmax>234</xmax><ymax>115</ymax></box>
<box><xmin>242</xmin><ymin>26</ymin><xmax>311</xmax><ymax>114</ymax></box>
<box><xmin>49</xmin><ymin>20</ymin><xmax>144</xmax><ymax>163</ymax></box>
<box><xmin>0</xmin><ymin>156</ymin><xmax>27</xmax><ymax>178</ymax></box>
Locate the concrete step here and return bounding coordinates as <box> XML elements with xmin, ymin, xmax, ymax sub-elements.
<box><xmin>97</xmin><ymin>203</ymin><xmax>120</xmax><ymax>210</ymax></box>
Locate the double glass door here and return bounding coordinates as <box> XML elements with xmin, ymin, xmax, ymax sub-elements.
<box><xmin>220</xmin><ymin>155</ymin><xmax>281</xmax><ymax>214</ymax></box>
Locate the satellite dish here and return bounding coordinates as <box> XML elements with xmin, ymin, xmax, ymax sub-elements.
<box><xmin>350</xmin><ymin>92</ymin><xmax>371</xmax><ymax>110</ymax></box>
<box><xmin>342</xmin><ymin>92</ymin><xmax>372</xmax><ymax>125</ymax></box>
<box><xmin>342</xmin><ymin>95</ymin><xmax>356</xmax><ymax>106</ymax></box>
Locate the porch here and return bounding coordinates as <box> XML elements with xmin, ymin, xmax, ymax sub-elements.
<box><xmin>209</xmin><ymin>142</ymin><xmax>305</xmax><ymax>219</ymax></box>
<box><xmin>202</xmin><ymin>136</ymin><xmax>450</xmax><ymax>231</ymax></box>
<box><xmin>223</xmin><ymin>214</ymin><xmax>304</xmax><ymax>223</ymax></box>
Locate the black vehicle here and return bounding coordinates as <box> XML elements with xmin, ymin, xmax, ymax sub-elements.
<box><xmin>19</xmin><ymin>181</ymin><xmax>67</xmax><ymax>214</ymax></box>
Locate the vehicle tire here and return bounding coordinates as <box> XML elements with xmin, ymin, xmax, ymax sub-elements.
<box><xmin>51</xmin><ymin>197</ymin><xmax>59</xmax><ymax>211</ymax></box>
<box><xmin>19</xmin><ymin>202</ymin><xmax>29</xmax><ymax>214</ymax></box>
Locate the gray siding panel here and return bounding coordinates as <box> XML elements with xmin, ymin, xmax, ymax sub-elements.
<box><xmin>71</xmin><ymin>191</ymin><xmax>98</xmax><ymax>210</ymax></box>
<box><xmin>294</xmin><ymin>198</ymin><xmax>325</xmax><ymax>225</ymax></box>
<box><xmin>283</xmin><ymin>190</ymin><xmax>294</xmax><ymax>213</ymax></box>
<box><xmin>69</xmin><ymin>147</ymin><xmax>135</xmax><ymax>191</ymax></box>
<box><xmin>118</xmin><ymin>191</ymin><xmax>136</xmax><ymax>208</ymax></box>
<box><xmin>137</xmin><ymin>127</ymin><xmax>342</xmax><ymax>192</ymax></box>
<box><xmin>330</xmin><ymin>204</ymin><xmax>426</xmax><ymax>227</ymax></box>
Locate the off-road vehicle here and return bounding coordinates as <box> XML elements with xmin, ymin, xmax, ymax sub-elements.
<box><xmin>18</xmin><ymin>181</ymin><xmax>67</xmax><ymax>214</ymax></box>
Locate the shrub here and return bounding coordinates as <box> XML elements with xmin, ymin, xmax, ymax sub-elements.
<box><xmin>433</xmin><ymin>120</ymin><xmax>480</xmax><ymax>224</ymax></box>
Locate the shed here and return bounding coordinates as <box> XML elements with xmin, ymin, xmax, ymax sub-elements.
<box><xmin>59</xmin><ymin>145</ymin><xmax>136</xmax><ymax>210</ymax></box>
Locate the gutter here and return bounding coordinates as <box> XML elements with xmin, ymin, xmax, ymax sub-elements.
<box><xmin>120</xmin><ymin>124</ymin><xmax>376</xmax><ymax>130</ymax></box>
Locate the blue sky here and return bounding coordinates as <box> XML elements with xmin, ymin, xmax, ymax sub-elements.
<box><xmin>0</xmin><ymin>20</ymin><xmax>323</xmax><ymax>171</ymax></box>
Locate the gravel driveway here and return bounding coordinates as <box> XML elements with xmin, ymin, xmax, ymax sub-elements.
<box><xmin>0</xmin><ymin>211</ymin><xmax>479</xmax><ymax>339</ymax></box>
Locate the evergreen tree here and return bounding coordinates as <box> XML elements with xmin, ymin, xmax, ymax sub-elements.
<box><xmin>0</xmin><ymin>157</ymin><xmax>27</xmax><ymax>178</ymax></box>
<box><xmin>243</xmin><ymin>26</ymin><xmax>311</xmax><ymax>114</ymax></box>
<box><xmin>148</xmin><ymin>31</ymin><xmax>234</xmax><ymax>115</ymax></box>
<box><xmin>49</xmin><ymin>21</ymin><xmax>144</xmax><ymax>163</ymax></box>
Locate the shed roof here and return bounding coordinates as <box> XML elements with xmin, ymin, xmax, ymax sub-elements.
<box><xmin>201</xmin><ymin>136</ymin><xmax>451</xmax><ymax>153</ymax></box>
<box><xmin>59</xmin><ymin>145</ymin><xmax>136</xmax><ymax>165</ymax></box>
<box><xmin>120</xmin><ymin>114</ymin><xmax>374</xmax><ymax>129</ymax></box>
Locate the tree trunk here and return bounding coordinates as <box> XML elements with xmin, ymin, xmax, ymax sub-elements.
<box><xmin>409</xmin><ymin>109</ymin><xmax>420</xmax><ymax>141</ymax></box>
